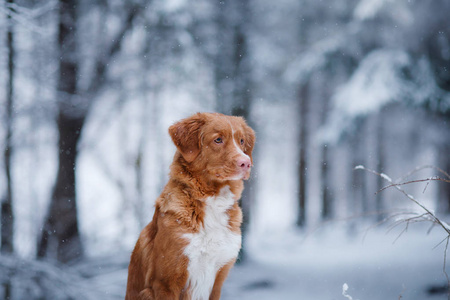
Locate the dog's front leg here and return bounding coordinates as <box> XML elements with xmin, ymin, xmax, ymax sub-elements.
<box><xmin>137</xmin><ymin>288</ymin><xmax>154</xmax><ymax>300</ymax></box>
<box><xmin>151</xmin><ymin>281</ymin><xmax>180</xmax><ymax>300</ymax></box>
<box><xmin>136</xmin><ymin>286</ymin><xmax>178</xmax><ymax>300</ymax></box>
<box><xmin>209</xmin><ymin>260</ymin><xmax>235</xmax><ymax>300</ymax></box>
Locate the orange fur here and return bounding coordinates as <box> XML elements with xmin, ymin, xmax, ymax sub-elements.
<box><xmin>126</xmin><ymin>113</ymin><xmax>255</xmax><ymax>300</ymax></box>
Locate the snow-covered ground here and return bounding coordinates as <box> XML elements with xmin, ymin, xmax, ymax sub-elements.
<box><xmin>224</xmin><ymin>225</ymin><xmax>447</xmax><ymax>300</ymax></box>
<box><xmin>92</xmin><ymin>223</ymin><xmax>448</xmax><ymax>300</ymax></box>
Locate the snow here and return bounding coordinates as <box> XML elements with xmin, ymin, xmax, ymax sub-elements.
<box><xmin>2</xmin><ymin>1</ymin><xmax>450</xmax><ymax>299</ymax></box>
<box><xmin>442</xmin><ymin>221</ymin><xmax>450</xmax><ymax>233</ymax></box>
<box><xmin>342</xmin><ymin>283</ymin><xmax>354</xmax><ymax>300</ymax></box>
<box><xmin>380</xmin><ymin>173</ymin><xmax>392</xmax><ymax>182</ymax></box>
<box><xmin>222</xmin><ymin>225</ymin><xmax>448</xmax><ymax>300</ymax></box>
<box><xmin>354</xmin><ymin>0</ymin><xmax>390</xmax><ymax>20</ymax></box>
<box><xmin>353</xmin><ymin>0</ymin><xmax>413</xmax><ymax>25</ymax></box>
<box><xmin>285</xmin><ymin>30</ymin><xmax>356</xmax><ymax>86</ymax></box>
<box><xmin>319</xmin><ymin>49</ymin><xmax>444</xmax><ymax>144</ymax></box>
<box><xmin>335</xmin><ymin>49</ymin><xmax>408</xmax><ymax>111</ymax></box>
<box><xmin>4</xmin><ymin>65</ymin><xmax>447</xmax><ymax>299</ymax></box>
<box><xmin>76</xmin><ymin>224</ymin><xmax>448</xmax><ymax>300</ymax></box>
<box><xmin>70</xmin><ymin>98</ymin><xmax>448</xmax><ymax>300</ymax></box>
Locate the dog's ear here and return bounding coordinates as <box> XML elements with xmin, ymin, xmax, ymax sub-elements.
<box><xmin>243</xmin><ymin>122</ymin><xmax>256</xmax><ymax>164</ymax></box>
<box><xmin>169</xmin><ymin>113</ymin><xmax>206</xmax><ymax>163</ymax></box>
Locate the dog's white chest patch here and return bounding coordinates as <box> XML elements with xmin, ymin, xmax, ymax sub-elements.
<box><xmin>183</xmin><ymin>186</ymin><xmax>241</xmax><ymax>300</ymax></box>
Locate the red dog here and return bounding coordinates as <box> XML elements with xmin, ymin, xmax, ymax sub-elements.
<box><xmin>126</xmin><ymin>112</ymin><xmax>255</xmax><ymax>299</ymax></box>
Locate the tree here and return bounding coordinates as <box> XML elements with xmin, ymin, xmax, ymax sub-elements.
<box><xmin>311</xmin><ymin>0</ymin><xmax>450</xmax><ymax>223</ymax></box>
<box><xmin>37</xmin><ymin>0</ymin><xmax>83</xmax><ymax>263</ymax></box>
<box><xmin>294</xmin><ymin>1</ymin><xmax>314</xmax><ymax>228</ymax></box>
<box><xmin>2</xmin><ymin>0</ymin><xmax>15</xmax><ymax>256</ymax></box>
<box><xmin>292</xmin><ymin>0</ymin><xmax>360</xmax><ymax>226</ymax></box>
<box><xmin>296</xmin><ymin>84</ymin><xmax>309</xmax><ymax>227</ymax></box>
<box><xmin>349</xmin><ymin>124</ymin><xmax>368</xmax><ymax>218</ymax></box>
<box><xmin>413</xmin><ymin>1</ymin><xmax>450</xmax><ymax>213</ymax></box>
<box><xmin>375</xmin><ymin>110</ymin><xmax>386</xmax><ymax>220</ymax></box>
<box><xmin>227</xmin><ymin>0</ymin><xmax>253</xmax><ymax>261</ymax></box>
<box><xmin>37</xmin><ymin>0</ymin><xmax>145</xmax><ymax>263</ymax></box>
<box><xmin>203</xmin><ymin>0</ymin><xmax>254</xmax><ymax>260</ymax></box>
<box><xmin>320</xmin><ymin>95</ymin><xmax>332</xmax><ymax>221</ymax></box>
<box><xmin>2</xmin><ymin>0</ymin><xmax>16</xmax><ymax>298</ymax></box>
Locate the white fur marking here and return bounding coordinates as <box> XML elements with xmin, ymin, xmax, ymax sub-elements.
<box><xmin>183</xmin><ymin>186</ymin><xmax>241</xmax><ymax>300</ymax></box>
<box><xmin>229</xmin><ymin>122</ymin><xmax>250</xmax><ymax>160</ymax></box>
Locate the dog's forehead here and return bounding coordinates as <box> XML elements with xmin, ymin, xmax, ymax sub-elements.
<box><xmin>205</xmin><ymin>115</ymin><xmax>245</xmax><ymax>133</ymax></box>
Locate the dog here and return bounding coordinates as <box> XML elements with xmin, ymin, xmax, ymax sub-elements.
<box><xmin>125</xmin><ymin>112</ymin><xmax>255</xmax><ymax>300</ymax></box>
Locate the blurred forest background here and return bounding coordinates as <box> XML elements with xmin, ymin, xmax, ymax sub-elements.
<box><xmin>1</xmin><ymin>0</ymin><xmax>450</xmax><ymax>299</ymax></box>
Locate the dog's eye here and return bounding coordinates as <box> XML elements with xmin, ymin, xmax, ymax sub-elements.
<box><xmin>214</xmin><ymin>137</ymin><xmax>223</xmax><ymax>144</ymax></box>
<box><xmin>240</xmin><ymin>139</ymin><xmax>244</xmax><ymax>145</ymax></box>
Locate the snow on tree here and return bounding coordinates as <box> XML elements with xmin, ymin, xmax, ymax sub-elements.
<box><xmin>320</xmin><ymin>49</ymin><xmax>445</xmax><ymax>143</ymax></box>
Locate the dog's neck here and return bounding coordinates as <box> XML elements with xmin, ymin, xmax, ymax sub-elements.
<box><xmin>169</xmin><ymin>152</ymin><xmax>243</xmax><ymax>200</ymax></box>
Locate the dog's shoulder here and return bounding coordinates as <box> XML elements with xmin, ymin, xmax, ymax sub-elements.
<box><xmin>156</xmin><ymin>180</ymin><xmax>205</xmax><ymax>232</ymax></box>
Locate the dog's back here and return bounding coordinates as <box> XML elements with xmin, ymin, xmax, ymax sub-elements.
<box><xmin>126</xmin><ymin>113</ymin><xmax>255</xmax><ymax>300</ymax></box>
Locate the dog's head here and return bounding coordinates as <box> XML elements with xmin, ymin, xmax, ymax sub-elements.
<box><xmin>169</xmin><ymin>112</ymin><xmax>255</xmax><ymax>181</ymax></box>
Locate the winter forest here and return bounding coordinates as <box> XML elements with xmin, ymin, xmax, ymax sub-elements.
<box><xmin>1</xmin><ymin>0</ymin><xmax>450</xmax><ymax>299</ymax></box>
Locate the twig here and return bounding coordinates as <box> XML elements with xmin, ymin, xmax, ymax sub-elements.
<box><xmin>386</xmin><ymin>213</ymin><xmax>431</xmax><ymax>244</ymax></box>
<box><xmin>434</xmin><ymin>236</ymin><xmax>450</xmax><ymax>251</ymax></box>
<box><xmin>355</xmin><ymin>166</ymin><xmax>450</xmax><ymax>236</ymax></box>
<box><xmin>356</xmin><ymin>165</ymin><xmax>450</xmax><ymax>296</ymax></box>
<box><xmin>395</xmin><ymin>165</ymin><xmax>450</xmax><ymax>182</ymax></box>
<box><xmin>376</xmin><ymin>177</ymin><xmax>450</xmax><ymax>194</ymax></box>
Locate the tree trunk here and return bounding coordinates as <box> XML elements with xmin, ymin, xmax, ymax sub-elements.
<box><xmin>36</xmin><ymin>0</ymin><xmax>143</xmax><ymax>263</ymax></box>
<box><xmin>321</xmin><ymin>144</ymin><xmax>332</xmax><ymax>220</ymax></box>
<box><xmin>375</xmin><ymin>111</ymin><xmax>385</xmax><ymax>221</ymax></box>
<box><xmin>232</xmin><ymin>0</ymin><xmax>253</xmax><ymax>263</ymax></box>
<box><xmin>37</xmin><ymin>0</ymin><xmax>84</xmax><ymax>263</ymax></box>
<box><xmin>443</xmin><ymin>154</ymin><xmax>450</xmax><ymax>214</ymax></box>
<box><xmin>320</xmin><ymin>96</ymin><xmax>332</xmax><ymax>221</ymax></box>
<box><xmin>211</xmin><ymin>0</ymin><xmax>253</xmax><ymax>262</ymax></box>
<box><xmin>233</xmin><ymin>102</ymin><xmax>253</xmax><ymax>263</ymax></box>
<box><xmin>2</xmin><ymin>0</ymin><xmax>15</xmax><ymax>256</ymax></box>
<box><xmin>37</xmin><ymin>113</ymin><xmax>85</xmax><ymax>263</ymax></box>
<box><xmin>213</xmin><ymin>0</ymin><xmax>233</xmax><ymax>113</ymax></box>
<box><xmin>438</xmin><ymin>143</ymin><xmax>450</xmax><ymax>213</ymax></box>
<box><xmin>349</xmin><ymin>124</ymin><xmax>368</xmax><ymax>228</ymax></box>
<box><xmin>297</xmin><ymin>84</ymin><xmax>309</xmax><ymax>227</ymax></box>
<box><xmin>2</xmin><ymin>0</ymin><xmax>15</xmax><ymax>297</ymax></box>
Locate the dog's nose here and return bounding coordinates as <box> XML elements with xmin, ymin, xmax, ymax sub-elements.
<box><xmin>237</xmin><ymin>157</ymin><xmax>251</xmax><ymax>170</ymax></box>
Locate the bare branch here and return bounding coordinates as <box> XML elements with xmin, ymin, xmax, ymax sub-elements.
<box><xmin>355</xmin><ymin>165</ymin><xmax>450</xmax><ymax>296</ymax></box>
<box><xmin>376</xmin><ymin>177</ymin><xmax>450</xmax><ymax>194</ymax></box>
<box><xmin>0</xmin><ymin>1</ymin><xmax>57</xmax><ymax>34</ymax></box>
<box><xmin>86</xmin><ymin>2</ymin><xmax>147</xmax><ymax>96</ymax></box>
<box><xmin>355</xmin><ymin>165</ymin><xmax>450</xmax><ymax>236</ymax></box>
<box><xmin>395</xmin><ymin>165</ymin><xmax>450</xmax><ymax>182</ymax></box>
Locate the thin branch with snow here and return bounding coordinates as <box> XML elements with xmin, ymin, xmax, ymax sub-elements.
<box><xmin>356</xmin><ymin>165</ymin><xmax>450</xmax><ymax>296</ymax></box>
<box><xmin>355</xmin><ymin>165</ymin><xmax>450</xmax><ymax>235</ymax></box>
